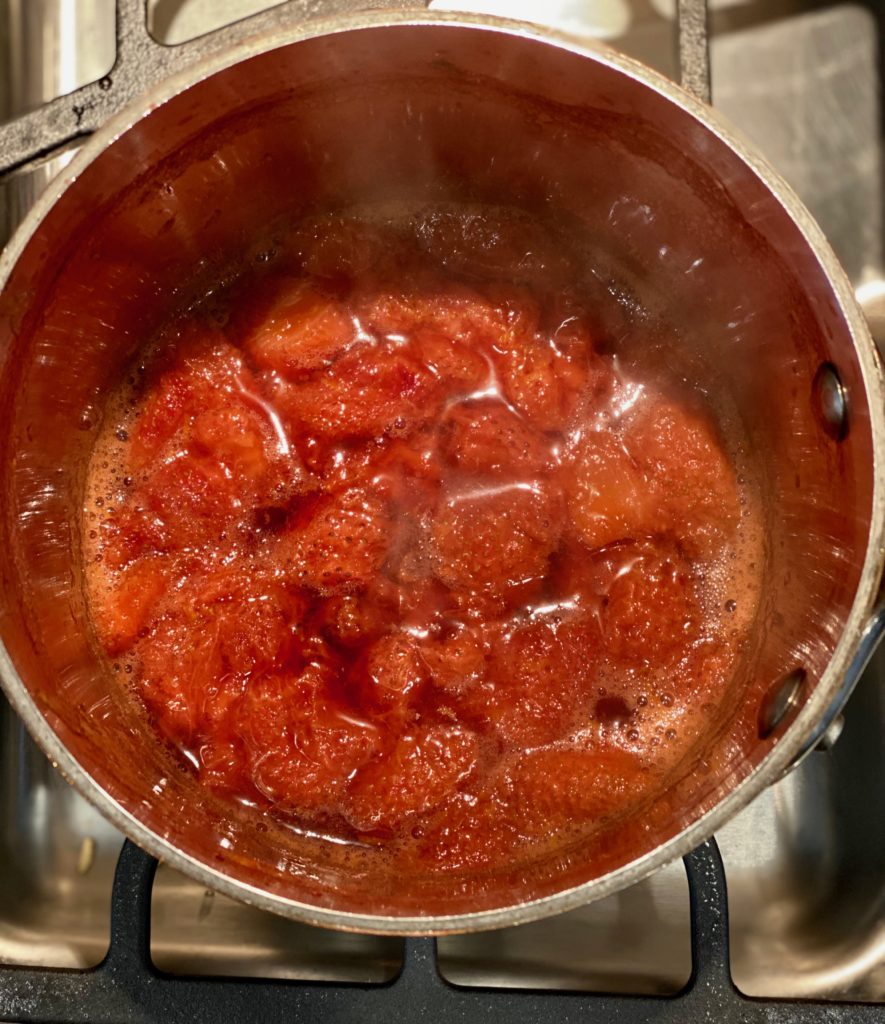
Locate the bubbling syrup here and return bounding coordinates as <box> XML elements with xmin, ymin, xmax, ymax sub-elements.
<box><xmin>83</xmin><ymin>206</ymin><xmax>761</xmax><ymax>873</ymax></box>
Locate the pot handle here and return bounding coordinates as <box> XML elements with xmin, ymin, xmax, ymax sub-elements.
<box><xmin>785</xmin><ymin>598</ymin><xmax>885</xmax><ymax>771</ymax></box>
<box><xmin>676</xmin><ymin>0</ymin><xmax>711</xmax><ymax>105</ymax></box>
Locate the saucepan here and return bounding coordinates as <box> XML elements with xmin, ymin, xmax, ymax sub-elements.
<box><xmin>0</xmin><ymin>9</ymin><xmax>882</xmax><ymax>933</ymax></box>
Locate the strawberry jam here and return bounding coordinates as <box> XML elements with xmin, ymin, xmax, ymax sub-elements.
<box><xmin>84</xmin><ymin>207</ymin><xmax>760</xmax><ymax>871</ymax></box>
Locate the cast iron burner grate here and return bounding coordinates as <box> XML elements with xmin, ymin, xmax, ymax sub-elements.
<box><xmin>0</xmin><ymin>838</ymin><xmax>879</xmax><ymax>1023</ymax></box>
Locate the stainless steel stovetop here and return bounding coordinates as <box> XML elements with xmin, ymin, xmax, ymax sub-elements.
<box><xmin>0</xmin><ymin>0</ymin><xmax>882</xmax><ymax>1003</ymax></box>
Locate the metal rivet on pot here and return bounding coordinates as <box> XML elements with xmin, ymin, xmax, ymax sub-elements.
<box><xmin>812</xmin><ymin>363</ymin><xmax>848</xmax><ymax>440</ymax></box>
<box><xmin>758</xmin><ymin>668</ymin><xmax>807</xmax><ymax>738</ymax></box>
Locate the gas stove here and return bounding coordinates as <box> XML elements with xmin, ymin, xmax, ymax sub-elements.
<box><xmin>0</xmin><ymin>1</ymin><xmax>882</xmax><ymax>1020</ymax></box>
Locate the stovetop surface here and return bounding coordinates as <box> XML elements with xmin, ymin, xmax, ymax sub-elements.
<box><xmin>0</xmin><ymin>0</ymin><xmax>882</xmax><ymax>1007</ymax></box>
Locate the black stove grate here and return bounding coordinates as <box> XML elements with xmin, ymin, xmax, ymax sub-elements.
<box><xmin>0</xmin><ymin>837</ymin><xmax>879</xmax><ymax>1024</ymax></box>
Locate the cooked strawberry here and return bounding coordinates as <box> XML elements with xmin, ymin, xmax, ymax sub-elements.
<box><xmin>412</xmin><ymin>327</ymin><xmax>489</xmax><ymax>392</ymax></box>
<box><xmin>355</xmin><ymin>282</ymin><xmax>522</xmax><ymax>345</ymax></box>
<box><xmin>138</xmin><ymin>615</ymin><xmax>226</xmax><ymax>744</ymax></box>
<box><xmin>191</xmin><ymin>404</ymin><xmax>272</xmax><ymax>483</ymax></box>
<box><xmin>625</xmin><ymin>399</ymin><xmax>740</xmax><ymax>558</ymax></box>
<box><xmin>279</xmin><ymin>487</ymin><xmax>391</xmax><ymax>594</ymax></box>
<box><xmin>355</xmin><ymin>631</ymin><xmax>430</xmax><ymax>718</ymax></box>
<box><xmin>421</xmin><ymin>622</ymin><xmax>487</xmax><ymax>694</ymax></box>
<box><xmin>238</xmin><ymin>671</ymin><xmax>383</xmax><ymax>812</ymax></box>
<box><xmin>499</xmin><ymin>744</ymin><xmax>648</xmax><ymax>837</ymax></box>
<box><xmin>130</xmin><ymin>370</ymin><xmax>194</xmax><ymax>469</ymax></box>
<box><xmin>135</xmin><ymin>567</ymin><xmax>307</xmax><ymax>743</ymax></box>
<box><xmin>129</xmin><ymin>328</ymin><xmax>250</xmax><ymax>469</ymax></box>
<box><xmin>138</xmin><ymin>453</ymin><xmax>243</xmax><ymax>547</ymax></box>
<box><xmin>491</xmin><ymin>325</ymin><xmax>589</xmax><ymax>430</ymax></box>
<box><xmin>459</xmin><ymin>614</ymin><xmax>600</xmax><ymax>748</ymax></box>
<box><xmin>412</xmin><ymin>789</ymin><xmax>519</xmax><ymax>871</ymax></box>
<box><xmin>99</xmin><ymin>507</ymin><xmax>171</xmax><ymax>569</ymax></box>
<box><xmin>565</xmin><ymin>430</ymin><xmax>658</xmax><ymax>550</ymax></box>
<box><xmin>318</xmin><ymin>589</ymin><xmax>392</xmax><ymax>648</ymax></box>
<box><xmin>281</xmin><ymin>345</ymin><xmax>442</xmax><ymax>440</ymax></box>
<box><xmin>345</xmin><ymin>725</ymin><xmax>479</xmax><ymax>831</ymax></box>
<box><xmin>236</xmin><ymin>276</ymin><xmax>356</xmax><ymax>376</ymax></box>
<box><xmin>594</xmin><ymin>539</ymin><xmax>702</xmax><ymax>668</ymax></box>
<box><xmin>429</xmin><ymin>481</ymin><xmax>564</xmax><ymax>605</ymax></box>
<box><xmin>440</xmin><ymin>400</ymin><xmax>553</xmax><ymax>478</ymax></box>
<box><xmin>91</xmin><ymin>557</ymin><xmax>169</xmax><ymax>654</ymax></box>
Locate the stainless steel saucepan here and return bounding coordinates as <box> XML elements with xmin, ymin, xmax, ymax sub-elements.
<box><xmin>0</xmin><ymin>7</ymin><xmax>882</xmax><ymax>933</ymax></box>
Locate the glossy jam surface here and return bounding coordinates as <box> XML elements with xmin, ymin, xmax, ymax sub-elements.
<box><xmin>84</xmin><ymin>209</ymin><xmax>758</xmax><ymax>873</ymax></box>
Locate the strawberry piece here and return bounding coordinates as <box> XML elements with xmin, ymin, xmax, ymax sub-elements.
<box><xmin>281</xmin><ymin>345</ymin><xmax>442</xmax><ymax>440</ymax></box>
<box><xmin>421</xmin><ymin>623</ymin><xmax>487</xmax><ymax>694</ymax></box>
<box><xmin>199</xmin><ymin>672</ymin><xmax>249</xmax><ymax>732</ymax></box>
<box><xmin>318</xmin><ymin>589</ymin><xmax>392</xmax><ymax>648</ymax></box>
<box><xmin>138</xmin><ymin>453</ymin><xmax>242</xmax><ymax>546</ymax></box>
<box><xmin>369</xmin><ymin>428</ymin><xmax>443</xmax><ymax>515</ymax></box>
<box><xmin>412</xmin><ymin>326</ymin><xmax>489</xmax><ymax>392</ymax></box>
<box><xmin>136</xmin><ymin>568</ymin><xmax>306</xmax><ymax>743</ymax></box>
<box><xmin>130</xmin><ymin>371</ymin><xmax>194</xmax><ymax>470</ymax></box>
<box><xmin>429</xmin><ymin>481</ymin><xmax>564</xmax><ymax>607</ymax></box>
<box><xmin>236</xmin><ymin>275</ymin><xmax>356</xmax><ymax>376</ymax></box>
<box><xmin>355</xmin><ymin>632</ymin><xmax>430</xmax><ymax>718</ymax></box>
<box><xmin>123</xmin><ymin>342</ymin><xmax>291</xmax><ymax>553</ymax></box>
<box><xmin>99</xmin><ymin>508</ymin><xmax>171</xmax><ymax>569</ymax></box>
<box><xmin>565</xmin><ymin>430</ymin><xmax>658</xmax><ymax>550</ymax></box>
<box><xmin>594</xmin><ymin>539</ymin><xmax>702</xmax><ymax>669</ymax></box>
<box><xmin>345</xmin><ymin>725</ymin><xmax>479</xmax><ymax>831</ymax></box>
<box><xmin>459</xmin><ymin>614</ymin><xmax>600</xmax><ymax>748</ymax></box>
<box><xmin>416</xmin><ymin>744</ymin><xmax>645</xmax><ymax>869</ymax></box>
<box><xmin>293</xmin><ymin>434</ymin><xmax>384</xmax><ymax>490</ymax></box>
<box><xmin>440</xmin><ymin>400</ymin><xmax>553</xmax><ymax>478</ymax></box>
<box><xmin>138</xmin><ymin>614</ymin><xmax>226</xmax><ymax>744</ymax></box>
<box><xmin>91</xmin><ymin>557</ymin><xmax>169</xmax><ymax>654</ymax></box>
<box><xmin>500</xmin><ymin>744</ymin><xmax>648</xmax><ymax>837</ymax></box>
<box><xmin>411</xmin><ymin>789</ymin><xmax>518</xmax><ymax>871</ymax></box>
<box><xmin>394</xmin><ymin>576</ymin><xmax>456</xmax><ymax>635</ymax></box>
<box><xmin>491</xmin><ymin>321</ymin><xmax>590</xmax><ymax>431</ymax></box>
<box><xmin>355</xmin><ymin>282</ymin><xmax>521</xmax><ymax>345</ymax></box>
<box><xmin>191</xmin><ymin>404</ymin><xmax>272</xmax><ymax>485</ymax></box>
<box><xmin>625</xmin><ymin>399</ymin><xmax>740</xmax><ymax>559</ymax></box>
<box><xmin>280</xmin><ymin>487</ymin><xmax>391</xmax><ymax>594</ymax></box>
<box><xmin>213</xmin><ymin>585</ymin><xmax>306</xmax><ymax>678</ymax></box>
<box><xmin>129</xmin><ymin>327</ymin><xmax>250</xmax><ymax>469</ymax></box>
<box><xmin>238</xmin><ymin>670</ymin><xmax>383</xmax><ymax>812</ymax></box>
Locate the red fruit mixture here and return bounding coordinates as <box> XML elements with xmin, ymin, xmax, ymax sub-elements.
<box><xmin>84</xmin><ymin>209</ymin><xmax>758</xmax><ymax>871</ymax></box>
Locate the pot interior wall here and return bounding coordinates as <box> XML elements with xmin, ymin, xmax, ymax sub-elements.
<box><xmin>0</xmin><ymin>21</ymin><xmax>875</xmax><ymax>921</ymax></box>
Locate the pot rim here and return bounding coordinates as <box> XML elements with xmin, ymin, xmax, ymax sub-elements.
<box><xmin>1</xmin><ymin>8</ymin><xmax>883</xmax><ymax>936</ymax></box>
